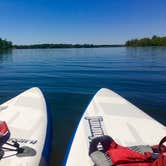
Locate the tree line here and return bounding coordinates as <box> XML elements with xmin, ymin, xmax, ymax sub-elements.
<box><xmin>1</xmin><ymin>35</ymin><xmax>166</xmax><ymax>49</ymax></box>
<box><xmin>0</xmin><ymin>38</ymin><xmax>12</xmax><ymax>49</ymax></box>
<box><xmin>13</xmin><ymin>44</ymin><xmax>122</xmax><ymax>49</ymax></box>
<box><xmin>126</xmin><ymin>35</ymin><xmax>166</xmax><ymax>46</ymax></box>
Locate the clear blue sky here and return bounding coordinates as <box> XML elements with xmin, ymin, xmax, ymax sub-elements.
<box><xmin>0</xmin><ymin>0</ymin><xmax>166</xmax><ymax>44</ymax></box>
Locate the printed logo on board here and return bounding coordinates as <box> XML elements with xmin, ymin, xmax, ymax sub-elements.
<box><xmin>9</xmin><ymin>138</ymin><xmax>38</xmax><ymax>145</ymax></box>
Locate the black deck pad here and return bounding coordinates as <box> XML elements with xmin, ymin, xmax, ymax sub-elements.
<box><xmin>16</xmin><ymin>146</ymin><xmax>36</xmax><ymax>157</ymax></box>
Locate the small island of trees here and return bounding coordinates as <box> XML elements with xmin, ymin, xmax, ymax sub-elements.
<box><xmin>0</xmin><ymin>38</ymin><xmax>12</xmax><ymax>49</ymax></box>
<box><xmin>126</xmin><ymin>35</ymin><xmax>166</xmax><ymax>47</ymax></box>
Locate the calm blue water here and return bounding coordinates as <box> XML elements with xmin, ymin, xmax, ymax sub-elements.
<box><xmin>0</xmin><ymin>47</ymin><xmax>166</xmax><ymax>165</ymax></box>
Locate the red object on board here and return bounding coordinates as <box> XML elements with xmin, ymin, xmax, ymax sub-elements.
<box><xmin>0</xmin><ymin>121</ymin><xmax>9</xmax><ymax>136</ymax></box>
<box><xmin>106</xmin><ymin>140</ymin><xmax>152</xmax><ymax>166</ymax></box>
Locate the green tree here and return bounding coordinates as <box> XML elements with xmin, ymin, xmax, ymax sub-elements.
<box><xmin>126</xmin><ymin>36</ymin><xmax>166</xmax><ymax>46</ymax></box>
<box><xmin>0</xmin><ymin>38</ymin><xmax>12</xmax><ymax>49</ymax></box>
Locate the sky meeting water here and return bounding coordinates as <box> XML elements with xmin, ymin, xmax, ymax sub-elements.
<box><xmin>0</xmin><ymin>0</ymin><xmax>166</xmax><ymax>45</ymax></box>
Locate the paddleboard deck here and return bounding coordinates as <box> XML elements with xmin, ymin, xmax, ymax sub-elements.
<box><xmin>64</xmin><ymin>88</ymin><xmax>166</xmax><ymax>166</ymax></box>
<box><xmin>0</xmin><ymin>87</ymin><xmax>50</xmax><ymax>166</ymax></box>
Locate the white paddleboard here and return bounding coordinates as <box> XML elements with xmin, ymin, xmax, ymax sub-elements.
<box><xmin>64</xmin><ymin>88</ymin><xmax>166</xmax><ymax>166</ymax></box>
<box><xmin>0</xmin><ymin>87</ymin><xmax>51</xmax><ymax>166</ymax></box>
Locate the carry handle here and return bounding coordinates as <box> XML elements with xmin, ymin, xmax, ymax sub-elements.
<box><xmin>158</xmin><ymin>136</ymin><xmax>166</xmax><ymax>154</ymax></box>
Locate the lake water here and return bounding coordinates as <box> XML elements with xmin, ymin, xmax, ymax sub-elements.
<box><xmin>0</xmin><ymin>47</ymin><xmax>166</xmax><ymax>165</ymax></box>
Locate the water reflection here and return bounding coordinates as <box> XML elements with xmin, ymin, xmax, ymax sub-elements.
<box><xmin>126</xmin><ymin>47</ymin><xmax>166</xmax><ymax>58</ymax></box>
<box><xmin>0</xmin><ymin>49</ymin><xmax>13</xmax><ymax>63</ymax></box>
<box><xmin>0</xmin><ymin>47</ymin><xmax>166</xmax><ymax>165</ymax></box>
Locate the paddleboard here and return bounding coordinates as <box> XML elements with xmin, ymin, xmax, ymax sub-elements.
<box><xmin>64</xmin><ymin>88</ymin><xmax>166</xmax><ymax>166</ymax></box>
<box><xmin>0</xmin><ymin>87</ymin><xmax>51</xmax><ymax>166</ymax></box>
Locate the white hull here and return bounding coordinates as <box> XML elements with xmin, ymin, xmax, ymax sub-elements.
<box><xmin>65</xmin><ymin>88</ymin><xmax>166</xmax><ymax>166</ymax></box>
<box><xmin>0</xmin><ymin>87</ymin><xmax>48</xmax><ymax>165</ymax></box>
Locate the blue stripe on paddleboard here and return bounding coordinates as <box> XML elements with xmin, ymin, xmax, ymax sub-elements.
<box><xmin>62</xmin><ymin>117</ymin><xmax>81</xmax><ymax>166</ymax></box>
<box><xmin>62</xmin><ymin>94</ymin><xmax>95</xmax><ymax>166</ymax></box>
<box><xmin>42</xmin><ymin>97</ymin><xmax>52</xmax><ymax>165</ymax></box>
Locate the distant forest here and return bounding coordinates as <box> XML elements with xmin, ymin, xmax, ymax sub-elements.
<box><xmin>0</xmin><ymin>38</ymin><xmax>12</xmax><ymax>49</ymax></box>
<box><xmin>126</xmin><ymin>36</ymin><xmax>166</xmax><ymax>46</ymax></box>
<box><xmin>1</xmin><ymin>35</ymin><xmax>166</xmax><ymax>50</ymax></box>
<box><xmin>13</xmin><ymin>44</ymin><xmax>122</xmax><ymax>49</ymax></box>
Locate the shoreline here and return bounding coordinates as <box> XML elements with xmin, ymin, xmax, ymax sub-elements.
<box><xmin>12</xmin><ymin>45</ymin><xmax>166</xmax><ymax>49</ymax></box>
<box><xmin>13</xmin><ymin>44</ymin><xmax>124</xmax><ymax>49</ymax></box>
<box><xmin>1</xmin><ymin>45</ymin><xmax>166</xmax><ymax>52</ymax></box>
